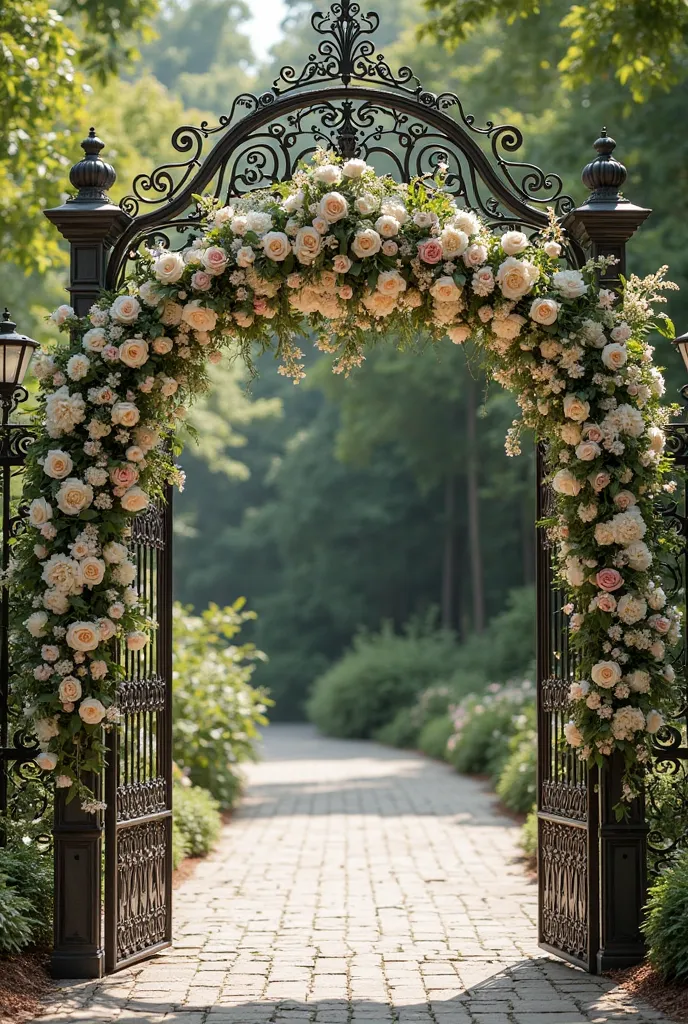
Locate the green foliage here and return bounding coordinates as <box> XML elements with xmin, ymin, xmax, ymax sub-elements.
<box><xmin>0</xmin><ymin>878</ymin><xmax>37</xmax><ymax>955</ymax></box>
<box><xmin>446</xmin><ymin>681</ymin><xmax>535</xmax><ymax>777</ymax></box>
<box><xmin>495</xmin><ymin>706</ymin><xmax>537</xmax><ymax>814</ymax></box>
<box><xmin>375</xmin><ymin>708</ymin><xmax>421</xmax><ymax>749</ymax></box>
<box><xmin>307</xmin><ymin>619</ymin><xmax>462</xmax><ymax>739</ymax></box>
<box><xmin>172</xmin><ymin>819</ymin><xmax>188</xmax><ymax>870</ymax></box>
<box><xmin>520</xmin><ymin>809</ymin><xmax>538</xmax><ymax>860</ymax></box>
<box><xmin>173</xmin><ymin>782</ymin><xmax>222</xmax><ymax>858</ymax></box>
<box><xmin>643</xmin><ymin>850</ymin><xmax>688</xmax><ymax>982</ymax></box>
<box><xmin>417</xmin><ymin>715</ymin><xmax>454</xmax><ymax>760</ymax></box>
<box><xmin>173</xmin><ymin>601</ymin><xmax>271</xmax><ymax>809</ymax></box>
<box><xmin>445</xmin><ymin>587</ymin><xmax>536</xmax><ymax>689</ymax></box>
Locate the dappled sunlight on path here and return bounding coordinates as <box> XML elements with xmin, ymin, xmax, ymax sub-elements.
<box><xmin>31</xmin><ymin>726</ymin><xmax>672</xmax><ymax>1023</ymax></box>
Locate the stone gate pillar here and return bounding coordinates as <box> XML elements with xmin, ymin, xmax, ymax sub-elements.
<box><xmin>564</xmin><ymin>129</ymin><xmax>651</xmax><ymax>973</ymax></box>
<box><xmin>45</xmin><ymin>130</ymin><xmax>131</xmax><ymax>979</ymax></box>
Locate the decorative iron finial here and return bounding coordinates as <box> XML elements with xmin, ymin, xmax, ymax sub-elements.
<box><xmin>68</xmin><ymin>127</ymin><xmax>117</xmax><ymax>202</ymax></box>
<box><xmin>581</xmin><ymin>128</ymin><xmax>627</xmax><ymax>203</ymax></box>
<box><xmin>0</xmin><ymin>309</ymin><xmax>15</xmax><ymax>333</ymax></box>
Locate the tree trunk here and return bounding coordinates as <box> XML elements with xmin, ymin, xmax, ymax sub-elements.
<box><xmin>466</xmin><ymin>378</ymin><xmax>485</xmax><ymax>634</ymax></box>
<box><xmin>441</xmin><ymin>473</ymin><xmax>455</xmax><ymax>630</ymax></box>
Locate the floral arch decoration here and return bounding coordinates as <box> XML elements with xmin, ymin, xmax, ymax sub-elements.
<box><xmin>14</xmin><ymin>150</ymin><xmax>681</xmax><ymax>809</ymax></box>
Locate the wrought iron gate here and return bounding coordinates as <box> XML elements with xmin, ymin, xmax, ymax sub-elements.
<box><xmin>536</xmin><ymin>446</ymin><xmax>599</xmax><ymax>972</ymax></box>
<box><xmin>104</xmin><ymin>495</ymin><xmax>173</xmax><ymax>972</ymax></box>
<box><xmin>41</xmin><ymin>0</ymin><xmax>658</xmax><ymax>978</ymax></box>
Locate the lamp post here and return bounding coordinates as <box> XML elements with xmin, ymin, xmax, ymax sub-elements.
<box><xmin>0</xmin><ymin>309</ymin><xmax>38</xmax><ymax>424</ymax></box>
<box><xmin>672</xmin><ymin>333</ymin><xmax>688</xmax><ymax>405</ymax></box>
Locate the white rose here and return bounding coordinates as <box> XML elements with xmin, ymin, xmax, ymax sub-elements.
<box><xmin>624</xmin><ymin>541</ymin><xmax>653</xmax><ymax>571</ymax></box>
<box><xmin>553</xmin><ymin>269</ymin><xmax>587</xmax><ymax>299</ymax></box>
<box><xmin>354</xmin><ymin>194</ymin><xmax>378</xmax><ymax>216</ymax></box>
<box><xmin>66</xmin><ymin>621</ymin><xmax>100</xmax><ymax>652</ymax></box>
<box><xmin>50</xmin><ymin>304</ymin><xmax>74</xmax><ymax>326</ymax></box>
<box><xmin>647</xmin><ymin>427</ymin><xmax>665</xmax><ymax>453</ymax></box>
<box><xmin>591</xmin><ymin>661</ymin><xmax>622</xmax><ymax>688</ymax></box>
<box><xmin>601</xmin><ymin>343</ymin><xmax>627</xmax><ymax>371</ymax></box>
<box><xmin>646</xmin><ymin>710</ymin><xmax>664</xmax><ymax>735</ymax></box>
<box><xmin>25</xmin><ymin>611</ymin><xmax>48</xmax><ymax>637</ymax></box>
<box><xmin>103</xmin><ymin>541</ymin><xmax>128</xmax><ymax>564</ymax></box>
<box><xmin>262</xmin><ymin>232</ymin><xmax>291</xmax><ymax>262</ymax></box>
<box><xmin>119</xmin><ymin>338</ymin><xmax>149</xmax><ymax>368</ymax></box>
<box><xmin>552</xmin><ymin>469</ymin><xmax>582</xmax><ymax>497</ymax></box>
<box><xmin>111</xmin><ymin>402</ymin><xmax>140</xmax><ymax>428</ymax></box>
<box><xmin>430</xmin><ymin>276</ymin><xmax>462</xmax><ymax>303</ymax></box>
<box><xmin>627</xmin><ymin>670</ymin><xmax>651</xmax><ymax>693</ymax></box>
<box><xmin>35</xmin><ymin>752</ymin><xmax>58</xmax><ymax>771</ymax></box>
<box><xmin>319</xmin><ymin>192</ymin><xmax>349</xmax><ymax>224</ymax></box>
<box><xmin>110</xmin><ymin>295</ymin><xmax>141</xmax><ymax>324</ymax></box>
<box><xmin>79</xmin><ymin>698</ymin><xmax>106</xmax><ymax>725</ymax></box>
<box><xmin>43</xmin><ymin>589</ymin><xmax>69</xmax><ymax>614</ymax></box>
<box><xmin>43</xmin><ymin>449</ymin><xmax>73</xmax><ymax>480</ymax></box>
<box><xmin>560</xmin><ymin>422</ymin><xmax>582</xmax><ymax>445</ymax></box>
<box><xmin>42</xmin><ymin>553</ymin><xmax>82</xmax><ymax>593</ymax></box>
<box><xmin>544</xmin><ymin>241</ymin><xmax>562</xmax><ymax>258</ymax></box>
<box><xmin>56</xmin><ymin>478</ymin><xmax>94</xmax><ymax>516</ymax></box>
<box><xmin>181</xmin><ymin>301</ymin><xmax>218</xmax><ymax>333</ymax></box>
<box><xmin>500</xmin><ymin>231</ymin><xmax>528</xmax><ymax>255</ymax></box>
<box><xmin>120</xmin><ymin>486</ymin><xmax>149</xmax><ymax>513</ymax></box>
<box><xmin>617</xmin><ymin>594</ymin><xmax>648</xmax><ymax>625</ymax></box>
<box><xmin>530</xmin><ymin>298</ymin><xmax>559</xmax><ymax>326</ymax></box>
<box><xmin>294</xmin><ymin>226</ymin><xmax>322</xmax><ymax>264</ymax></box>
<box><xmin>126</xmin><ymin>631</ymin><xmax>149</xmax><ymax>651</ymax></box>
<box><xmin>82</xmin><ymin>328</ymin><xmax>107</xmax><ymax>353</ymax></box>
<box><xmin>377</xmin><ymin>270</ymin><xmax>407</xmax><ymax>296</ymax></box>
<box><xmin>575</xmin><ymin>441</ymin><xmax>600</xmax><ymax>462</ymax></box>
<box><xmin>342</xmin><ymin>159</ymin><xmax>368</xmax><ymax>178</ymax></box>
<box><xmin>440</xmin><ymin>227</ymin><xmax>469</xmax><ymax>259</ymax></box>
<box><xmin>351</xmin><ymin>229</ymin><xmax>382</xmax><ymax>259</ymax></box>
<box><xmin>496</xmin><ymin>257</ymin><xmax>539</xmax><ymax>299</ymax></box>
<box><xmin>314</xmin><ymin>163</ymin><xmax>342</xmax><ymax>185</ymax></box>
<box><xmin>153</xmin><ymin>252</ymin><xmax>185</xmax><ymax>284</ymax></box>
<box><xmin>563</xmin><ymin>395</ymin><xmax>590</xmax><ymax>422</ymax></box>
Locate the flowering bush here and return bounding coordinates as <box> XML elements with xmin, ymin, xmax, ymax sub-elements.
<box><xmin>446</xmin><ymin>681</ymin><xmax>536</xmax><ymax>777</ymax></box>
<box><xmin>10</xmin><ymin>147</ymin><xmax>682</xmax><ymax>807</ymax></box>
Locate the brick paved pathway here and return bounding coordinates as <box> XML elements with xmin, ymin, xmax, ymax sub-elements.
<box><xmin>32</xmin><ymin>725</ymin><xmax>672</xmax><ymax>1024</ymax></box>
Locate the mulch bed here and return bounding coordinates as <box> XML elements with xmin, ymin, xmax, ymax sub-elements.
<box><xmin>0</xmin><ymin>951</ymin><xmax>54</xmax><ymax>1024</ymax></box>
<box><xmin>611</xmin><ymin>963</ymin><xmax>688</xmax><ymax>1023</ymax></box>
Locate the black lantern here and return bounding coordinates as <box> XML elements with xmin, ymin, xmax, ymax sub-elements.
<box><xmin>672</xmin><ymin>331</ymin><xmax>688</xmax><ymax>375</ymax></box>
<box><xmin>0</xmin><ymin>309</ymin><xmax>38</xmax><ymax>424</ymax></box>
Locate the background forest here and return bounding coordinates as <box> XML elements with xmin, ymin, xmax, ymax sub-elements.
<box><xmin>4</xmin><ymin>0</ymin><xmax>687</xmax><ymax>719</ymax></box>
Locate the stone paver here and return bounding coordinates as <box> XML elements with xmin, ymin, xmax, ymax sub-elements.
<box><xmin>30</xmin><ymin>725</ymin><xmax>673</xmax><ymax>1023</ymax></box>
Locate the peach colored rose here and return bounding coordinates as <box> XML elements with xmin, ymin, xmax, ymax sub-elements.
<box><xmin>596</xmin><ymin>569</ymin><xmax>623</xmax><ymax>592</ymax></box>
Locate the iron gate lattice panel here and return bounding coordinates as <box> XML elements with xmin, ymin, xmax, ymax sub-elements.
<box><xmin>536</xmin><ymin>445</ymin><xmax>599</xmax><ymax>972</ymax></box>
<box><xmin>104</xmin><ymin>493</ymin><xmax>173</xmax><ymax>972</ymax></box>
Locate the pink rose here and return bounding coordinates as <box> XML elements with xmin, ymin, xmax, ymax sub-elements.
<box><xmin>102</xmin><ymin>345</ymin><xmax>120</xmax><ymax>362</ymax></box>
<box><xmin>584</xmin><ymin>424</ymin><xmax>603</xmax><ymax>443</ymax></box>
<box><xmin>596</xmin><ymin>569</ymin><xmax>623</xmax><ymax>592</ymax></box>
<box><xmin>597</xmin><ymin>593</ymin><xmax>617</xmax><ymax>613</ymax></box>
<box><xmin>191</xmin><ymin>271</ymin><xmax>212</xmax><ymax>292</ymax></box>
<box><xmin>253</xmin><ymin>298</ymin><xmax>268</xmax><ymax>315</ymax></box>
<box><xmin>589</xmin><ymin>471</ymin><xmax>610</xmax><ymax>493</ymax></box>
<box><xmin>417</xmin><ymin>240</ymin><xmax>443</xmax><ymax>264</ymax></box>
<box><xmin>339</xmin><ymin>285</ymin><xmax>353</xmax><ymax>300</ymax></box>
<box><xmin>110</xmin><ymin>465</ymin><xmax>139</xmax><ymax>490</ymax></box>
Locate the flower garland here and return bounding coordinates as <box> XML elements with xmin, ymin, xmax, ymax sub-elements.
<box><xmin>12</xmin><ymin>149</ymin><xmax>681</xmax><ymax>809</ymax></box>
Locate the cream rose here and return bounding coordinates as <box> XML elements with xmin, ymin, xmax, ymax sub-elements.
<box><xmin>201</xmin><ymin>246</ymin><xmax>228</xmax><ymax>275</ymax></box>
<box><xmin>430</xmin><ymin>276</ymin><xmax>462</xmax><ymax>303</ymax></box>
<box><xmin>553</xmin><ymin>269</ymin><xmax>587</xmax><ymax>299</ymax></box>
<box><xmin>342</xmin><ymin>159</ymin><xmax>368</xmax><ymax>178</ymax></box>
<box><xmin>496</xmin><ymin>257</ymin><xmax>539</xmax><ymax>299</ymax></box>
<box><xmin>58</xmin><ymin>676</ymin><xmax>82</xmax><ymax>703</ymax></box>
<box><xmin>440</xmin><ymin>227</ymin><xmax>469</xmax><ymax>259</ymax></box>
<box><xmin>262</xmin><ymin>232</ymin><xmax>292</xmax><ymax>262</ymax></box>
<box><xmin>43</xmin><ymin>450</ymin><xmax>73</xmax><ymax>480</ymax></box>
<box><xmin>119</xmin><ymin>338</ymin><xmax>149</xmax><ymax>368</ymax></box>
<box><xmin>81</xmin><ymin>556</ymin><xmax>106</xmax><ymax>588</ymax></box>
<box><xmin>294</xmin><ymin>226</ymin><xmax>322</xmax><ymax>264</ymax></box>
<box><xmin>153</xmin><ymin>252</ymin><xmax>185</xmax><ymax>284</ymax></box>
<box><xmin>374</xmin><ymin>214</ymin><xmax>400</xmax><ymax>238</ymax></box>
<box><xmin>110</xmin><ymin>295</ymin><xmax>141</xmax><ymax>324</ymax></box>
<box><xmin>56</xmin><ymin>478</ymin><xmax>94</xmax><ymax>516</ymax></box>
<box><xmin>79</xmin><ymin>698</ymin><xmax>106</xmax><ymax>725</ymax></box>
<box><xmin>25</xmin><ymin>611</ymin><xmax>48</xmax><ymax>637</ymax></box>
<box><xmin>351</xmin><ymin>229</ymin><xmax>382</xmax><ymax>259</ymax></box>
<box><xmin>563</xmin><ymin>395</ymin><xmax>590</xmax><ymax>422</ymax></box>
<box><xmin>35</xmin><ymin>752</ymin><xmax>58</xmax><ymax>771</ymax></box>
<box><xmin>333</xmin><ymin>255</ymin><xmax>352</xmax><ymax>274</ymax></box>
<box><xmin>552</xmin><ymin>469</ymin><xmax>582</xmax><ymax>497</ymax></box>
<box><xmin>120</xmin><ymin>486</ymin><xmax>149</xmax><ymax>513</ymax></box>
<box><xmin>500</xmin><ymin>231</ymin><xmax>529</xmax><ymax>255</ymax></box>
<box><xmin>181</xmin><ymin>301</ymin><xmax>218</xmax><ymax>333</ymax></box>
<box><xmin>601</xmin><ymin>343</ymin><xmax>627</xmax><ymax>371</ymax></box>
<box><xmin>82</xmin><ymin>328</ymin><xmax>107</xmax><ymax>353</ymax></box>
<box><xmin>377</xmin><ymin>270</ymin><xmax>407</xmax><ymax>296</ymax></box>
<box><xmin>355</xmin><ymin>194</ymin><xmax>378</xmax><ymax>216</ymax></box>
<box><xmin>66</xmin><ymin>621</ymin><xmax>100</xmax><ymax>652</ymax></box>
<box><xmin>111</xmin><ymin>402</ymin><xmax>141</xmax><ymax>428</ymax></box>
<box><xmin>591</xmin><ymin>661</ymin><xmax>622</xmax><ymax>688</ymax></box>
<box><xmin>319</xmin><ymin>192</ymin><xmax>349</xmax><ymax>224</ymax></box>
<box><xmin>530</xmin><ymin>298</ymin><xmax>559</xmax><ymax>326</ymax></box>
<box><xmin>160</xmin><ymin>301</ymin><xmax>183</xmax><ymax>326</ymax></box>
<box><xmin>575</xmin><ymin>441</ymin><xmax>600</xmax><ymax>462</ymax></box>
<box><xmin>126</xmin><ymin>631</ymin><xmax>150</xmax><ymax>651</ymax></box>
<box><xmin>152</xmin><ymin>336</ymin><xmax>173</xmax><ymax>355</ymax></box>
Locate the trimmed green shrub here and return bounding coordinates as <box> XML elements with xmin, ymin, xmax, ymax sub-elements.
<box><xmin>418</xmin><ymin>715</ymin><xmax>454</xmax><ymax>760</ymax></box>
<box><xmin>173</xmin><ymin>601</ymin><xmax>272</xmax><ymax>809</ymax></box>
<box><xmin>643</xmin><ymin>849</ymin><xmax>688</xmax><ymax>981</ymax></box>
<box><xmin>375</xmin><ymin>707</ymin><xmax>420</xmax><ymax>749</ymax></box>
<box><xmin>375</xmin><ymin>685</ymin><xmax>454</xmax><ymax>749</ymax></box>
<box><xmin>495</xmin><ymin>707</ymin><xmax>537</xmax><ymax>815</ymax></box>
<box><xmin>0</xmin><ymin>845</ymin><xmax>53</xmax><ymax>946</ymax></box>
<box><xmin>308</xmin><ymin>621</ymin><xmax>461</xmax><ymax>739</ymax></box>
<box><xmin>172</xmin><ymin>820</ymin><xmax>188</xmax><ymax>870</ymax></box>
<box><xmin>446</xmin><ymin>681</ymin><xmax>535</xmax><ymax>778</ymax></box>
<box><xmin>0</xmin><ymin>877</ymin><xmax>37</xmax><ymax>954</ymax></box>
<box><xmin>174</xmin><ymin>782</ymin><xmax>222</xmax><ymax>858</ymax></box>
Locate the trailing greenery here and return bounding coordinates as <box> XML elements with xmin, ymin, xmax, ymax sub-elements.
<box><xmin>307</xmin><ymin>619</ymin><xmax>462</xmax><ymax>739</ymax></box>
<box><xmin>173</xmin><ymin>601</ymin><xmax>271</xmax><ymax>809</ymax></box>
<box><xmin>643</xmin><ymin>849</ymin><xmax>688</xmax><ymax>982</ymax></box>
<box><xmin>173</xmin><ymin>781</ymin><xmax>222</xmax><ymax>859</ymax></box>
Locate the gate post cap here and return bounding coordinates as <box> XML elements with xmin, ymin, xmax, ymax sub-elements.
<box><xmin>68</xmin><ymin>127</ymin><xmax>117</xmax><ymax>202</ymax></box>
<box><xmin>581</xmin><ymin>128</ymin><xmax>628</xmax><ymax>202</ymax></box>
